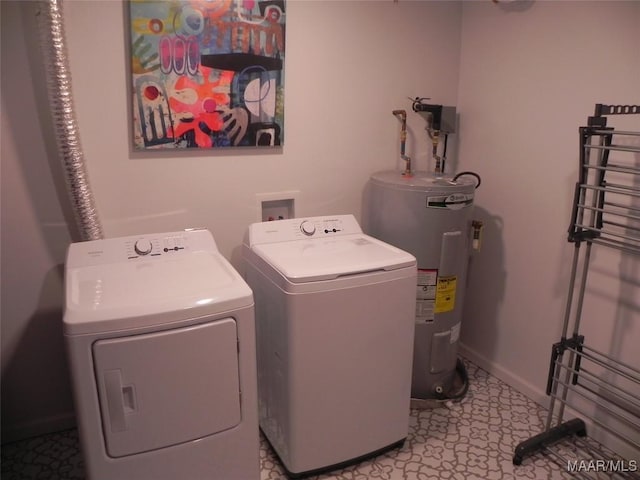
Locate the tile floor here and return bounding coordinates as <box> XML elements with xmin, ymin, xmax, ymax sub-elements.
<box><xmin>2</xmin><ymin>360</ymin><xmax>632</xmax><ymax>480</ymax></box>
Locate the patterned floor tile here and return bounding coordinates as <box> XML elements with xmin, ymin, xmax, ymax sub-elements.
<box><xmin>2</xmin><ymin>360</ymin><xmax>621</xmax><ymax>480</ymax></box>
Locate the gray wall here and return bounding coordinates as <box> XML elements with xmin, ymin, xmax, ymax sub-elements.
<box><xmin>457</xmin><ymin>0</ymin><xmax>640</xmax><ymax>457</ymax></box>
<box><xmin>2</xmin><ymin>0</ymin><xmax>463</xmax><ymax>442</ymax></box>
<box><xmin>2</xmin><ymin>0</ymin><xmax>638</xmax><ymax>457</ymax></box>
<box><xmin>1</xmin><ymin>1</ymin><xmax>77</xmax><ymax>440</ymax></box>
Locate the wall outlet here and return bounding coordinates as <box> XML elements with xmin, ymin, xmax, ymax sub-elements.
<box><xmin>256</xmin><ymin>191</ymin><xmax>299</xmax><ymax>222</ymax></box>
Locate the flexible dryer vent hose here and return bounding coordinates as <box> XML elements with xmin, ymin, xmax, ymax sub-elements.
<box><xmin>36</xmin><ymin>0</ymin><xmax>103</xmax><ymax>241</ymax></box>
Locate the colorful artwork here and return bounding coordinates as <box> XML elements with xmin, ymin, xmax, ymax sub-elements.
<box><xmin>129</xmin><ymin>0</ymin><xmax>286</xmax><ymax>149</ymax></box>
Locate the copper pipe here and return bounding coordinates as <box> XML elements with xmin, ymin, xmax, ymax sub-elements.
<box><xmin>392</xmin><ymin>109</ymin><xmax>412</xmax><ymax>175</ymax></box>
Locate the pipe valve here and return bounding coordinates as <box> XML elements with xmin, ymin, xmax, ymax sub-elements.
<box><xmin>412</xmin><ymin>98</ymin><xmax>456</xmax><ymax>176</ymax></box>
<box><xmin>392</xmin><ymin>109</ymin><xmax>412</xmax><ymax>176</ymax></box>
<box><xmin>471</xmin><ymin>220</ymin><xmax>484</xmax><ymax>251</ymax></box>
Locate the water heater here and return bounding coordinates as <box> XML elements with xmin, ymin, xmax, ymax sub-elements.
<box><xmin>365</xmin><ymin>170</ymin><xmax>476</xmax><ymax>399</ymax></box>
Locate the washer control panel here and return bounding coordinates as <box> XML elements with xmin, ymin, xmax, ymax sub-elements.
<box><xmin>298</xmin><ymin>218</ymin><xmax>344</xmax><ymax>237</ymax></box>
<box><xmin>247</xmin><ymin>214</ymin><xmax>363</xmax><ymax>245</ymax></box>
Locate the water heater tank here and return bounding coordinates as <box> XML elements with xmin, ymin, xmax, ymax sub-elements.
<box><xmin>364</xmin><ymin>170</ymin><xmax>475</xmax><ymax>399</ymax></box>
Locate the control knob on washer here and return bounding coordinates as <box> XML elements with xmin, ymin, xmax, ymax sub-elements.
<box><xmin>134</xmin><ymin>238</ymin><xmax>153</xmax><ymax>255</ymax></box>
<box><xmin>300</xmin><ymin>221</ymin><xmax>316</xmax><ymax>236</ymax></box>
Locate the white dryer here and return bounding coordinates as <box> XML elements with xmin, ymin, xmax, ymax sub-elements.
<box><xmin>243</xmin><ymin>215</ymin><xmax>417</xmax><ymax>477</ymax></box>
<box><xmin>64</xmin><ymin>229</ymin><xmax>259</xmax><ymax>480</ymax></box>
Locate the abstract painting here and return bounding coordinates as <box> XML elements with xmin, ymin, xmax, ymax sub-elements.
<box><xmin>129</xmin><ymin>0</ymin><xmax>285</xmax><ymax>150</ymax></box>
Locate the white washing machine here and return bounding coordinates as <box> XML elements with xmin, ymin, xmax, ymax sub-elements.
<box><xmin>243</xmin><ymin>214</ymin><xmax>417</xmax><ymax>477</ymax></box>
<box><xmin>64</xmin><ymin>229</ymin><xmax>259</xmax><ymax>480</ymax></box>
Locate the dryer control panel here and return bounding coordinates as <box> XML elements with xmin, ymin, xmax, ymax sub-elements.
<box><xmin>66</xmin><ymin>229</ymin><xmax>218</xmax><ymax>267</ymax></box>
<box><xmin>246</xmin><ymin>214</ymin><xmax>363</xmax><ymax>246</ymax></box>
<box><xmin>126</xmin><ymin>233</ymin><xmax>188</xmax><ymax>259</ymax></box>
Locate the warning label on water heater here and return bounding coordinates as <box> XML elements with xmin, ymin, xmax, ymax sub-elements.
<box><xmin>416</xmin><ymin>269</ymin><xmax>437</xmax><ymax>324</ymax></box>
<box><xmin>435</xmin><ymin>275</ymin><xmax>457</xmax><ymax>314</ymax></box>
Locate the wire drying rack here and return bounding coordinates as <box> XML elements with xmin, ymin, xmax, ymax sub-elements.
<box><xmin>513</xmin><ymin>104</ymin><xmax>640</xmax><ymax>478</ymax></box>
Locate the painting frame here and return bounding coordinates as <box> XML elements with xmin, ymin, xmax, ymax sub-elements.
<box><xmin>128</xmin><ymin>0</ymin><xmax>286</xmax><ymax>150</ymax></box>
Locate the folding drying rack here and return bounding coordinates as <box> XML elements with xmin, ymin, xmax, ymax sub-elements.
<box><xmin>513</xmin><ymin>104</ymin><xmax>640</xmax><ymax>477</ymax></box>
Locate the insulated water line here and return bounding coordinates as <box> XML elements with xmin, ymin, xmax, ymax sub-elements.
<box><xmin>36</xmin><ymin>0</ymin><xmax>103</xmax><ymax>241</ymax></box>
<box><xmin>392</xmin><ymin>109</ymin><xmax>412</xmax><ymax>176</ymax></box>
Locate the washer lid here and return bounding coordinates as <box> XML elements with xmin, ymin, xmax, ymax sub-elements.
<box><xmin>252</xmin><ymin>234</ymin><xmax>416</xmax><ymax>282</ymax></box>
<box><xmin>64</xmin><ymin>230</ymin><xmax>252</xmax><ymax>335</ymax></box>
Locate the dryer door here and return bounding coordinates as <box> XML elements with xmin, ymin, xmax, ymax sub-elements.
<box><xmin>93</xmin><ymin>318</ymin><xmax>241</xmax><ymax>458</ymax></box>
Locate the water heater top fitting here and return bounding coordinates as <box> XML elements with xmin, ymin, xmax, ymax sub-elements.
<box><xmin>411</xmin><ymin>98</ymin><xmax>456</xmax><ymax>135</ymax></box>
<box><xmin>407</xmin><ymin>97</ymin><xmax>457</xmax><ymax>176</ymax></box>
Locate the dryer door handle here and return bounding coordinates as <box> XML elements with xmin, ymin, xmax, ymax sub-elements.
<box><xmin>103</xmin><ymin>369</ymin><xmax>128</xmax><ymax>432</ymax></box>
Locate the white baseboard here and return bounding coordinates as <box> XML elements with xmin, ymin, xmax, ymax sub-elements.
<box><xmin>459</xmin><ymin>343</ymin><xmax>550</xmax><ymax>407</ymax></box>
